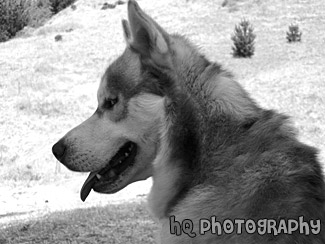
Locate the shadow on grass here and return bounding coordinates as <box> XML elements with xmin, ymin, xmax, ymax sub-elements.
<box><xmin>1</xmin><ymin>201</ymin><xmax>157</xmax><ymax>244</ymax></box>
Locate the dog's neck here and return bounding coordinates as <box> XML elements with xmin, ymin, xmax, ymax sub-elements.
<box><xmin>149</xmin><ymin>36</ymin><xmax>262</xmax><ymax>219</ymax></box>
<box><xmin>170</xmin><ymin>34</ymin><xmax>260</xmax><ymax>122</ymax></box>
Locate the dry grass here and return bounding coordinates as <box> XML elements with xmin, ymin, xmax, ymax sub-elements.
<box><xmin>1</xmin><ymin>201</ymin><xmax>157</xmax><ymax>244</ymax></box>
<box><xmin>0</xmin><ymin>0</ymin><xmax>324</xmax><ymax>242</ymax></box>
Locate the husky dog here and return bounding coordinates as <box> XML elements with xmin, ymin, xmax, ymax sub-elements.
<box><xmin>52</xmin><ymin>1</ymin><xmax>325</xmax><ymax>243</ymax></box>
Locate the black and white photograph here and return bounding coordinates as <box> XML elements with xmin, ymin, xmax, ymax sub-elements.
<box><xmin>1</xmin><ymin>0</ymin><xmax>325</xmax><ymax>243</ymax></box>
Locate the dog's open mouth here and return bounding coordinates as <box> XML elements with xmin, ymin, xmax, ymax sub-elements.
<box><xmin>80</xmin><ymin>141</ymin><xmax>137</xmax><ymax>201</ymax></box>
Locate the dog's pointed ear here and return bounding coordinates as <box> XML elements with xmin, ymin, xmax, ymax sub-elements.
<box><xmin>125</xmin><ymin>0</ymin><xmax>171</xmax><ymax>68</ymax></box>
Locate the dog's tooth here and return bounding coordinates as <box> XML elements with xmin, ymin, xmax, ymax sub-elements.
<box><xmin>96</xmin><ymin>174</ymin><xmax>102</xmax><ymax>180</ymax></box>
<box><xmin>125</xmin><ymin>152</ymin><xmax>129</xmax><ymax>157</ymax></box>
<box><xmin>118</xmin><ymin>160</ymin><xmax>122</xmax><ymax>164</ymax></box>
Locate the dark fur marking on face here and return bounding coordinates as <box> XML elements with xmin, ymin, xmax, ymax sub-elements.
<box><xmin>103</xmin><ymin>49</ymin><xmax>142</xmax><ymax>99</ymax></box>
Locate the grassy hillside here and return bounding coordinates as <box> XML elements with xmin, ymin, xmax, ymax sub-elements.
<box><xmin>1</xmin><ymin>0</ymin><xmax>324</xmax><ymax>184</ymax></box>
<box><xmin>1</xmin><ymin>0</ymin><xmax>325</xmax><ymax>241</ymax></box>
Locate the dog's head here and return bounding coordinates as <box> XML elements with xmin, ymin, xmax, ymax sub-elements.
<box><xmin>52</xmin><ymin>0</ymin><xmax>177</xmax><ymax>201</ymax></box>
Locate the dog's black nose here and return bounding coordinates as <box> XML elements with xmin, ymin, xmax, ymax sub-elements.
<box><xmin>52</xmin><ymin>139</ymin><xmax>66</xmax><ymax>161</ymax></box>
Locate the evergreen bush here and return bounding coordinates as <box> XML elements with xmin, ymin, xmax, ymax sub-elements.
<box><xmin>286</xmin><ymin>24</ymin><xmax>302</xmax><ymax>43</ymax></box>
<box><xmin>231</xmin><ymin>19</ymin><xmax>256</xmax><ymax>58</ymax></box>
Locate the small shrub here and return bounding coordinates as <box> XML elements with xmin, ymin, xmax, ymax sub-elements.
<box><xmin>0</xmin><ymin>0</ymin><xmax>29</xmax><ymax>42</ymax></box>
<box><xmin>286</xmin><ymin>24</ymin><xmax>302</xmax><ymax>43</ymax></box>
<box><xmin>221</xmin><ymin>0</ymin><xmax>228</xmax><ymax>7</ymax></box>
<box><xmin>71</xmin><ymin>4</ymin><xmax>77</xmax><ymax>10</ymax></box>
<box><xmin>49</xmin><ymin>0</ymin><xmax>60</xmax><ymax>14</ymax></box>
<box><xmin>0</xmin><ymin>0</ymin><xmax>78</xmax><ymax>42</ymax></box>
<box><xmin>25</xmin><ymin>0</ymin><xmax>52</xmax><ymax>28</ymax></box>
<box><xmin>231</xmin><ymin>19</ymin><xmax>256</xmax><ymax>58</ymax></box>
<box><xmin>0</xmin><ymin>0</ymin><xmax>53</xmax><ymax>41</ymax></box>
<box><xmin>101</xmin><ymin>3</ymin><xmax>116</xmax><ymax>10</ymax></box>
<box><xmin>55</xmin><ymin>34</ymin><xmax>63</xmax><ymax>41</ymax></box>
<box><xmin>116</xmin><ymin>0</ymin><xmax>126</xmax><ymax>5</ymax></box>
<box><xmin>49</xmin><ymin>0</ymin><xmax>76</xmax><ymax>14</ymax></box>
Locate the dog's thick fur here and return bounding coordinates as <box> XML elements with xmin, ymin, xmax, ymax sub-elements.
<box><xmin>53</xmin><ymin>1</ymin><xmax>325</xmax><ymax>243</ymax></box>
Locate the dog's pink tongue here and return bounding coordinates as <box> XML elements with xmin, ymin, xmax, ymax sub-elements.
<box><xmin>80</xmin><ymin>172</ymin><xmax>98</xmax><ymax>202</ymax></box>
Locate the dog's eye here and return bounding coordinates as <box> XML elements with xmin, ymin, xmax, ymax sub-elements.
<box><xmin>103</xmin><ymin>97</ymin><xmax>118</xmax><ymax>109</ymax></box>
